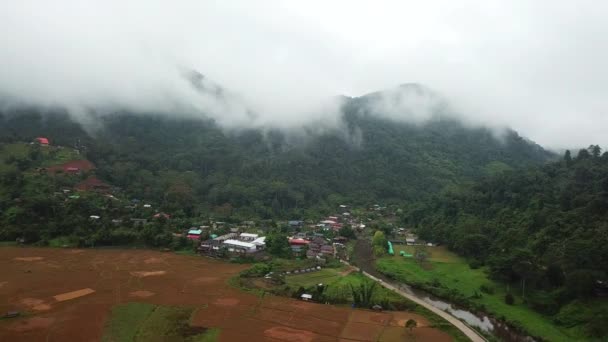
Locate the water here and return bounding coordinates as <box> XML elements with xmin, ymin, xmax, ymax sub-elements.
<box><xmin>398</xmin><ymin>283</ymin><xmax>534</xmax><ymax>342</ymax></box>
<box><xmin>423</xmin><ymin>297</ymin><xmax>494</xmax><ymax>332</ymax></box>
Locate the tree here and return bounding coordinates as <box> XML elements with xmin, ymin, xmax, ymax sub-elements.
<box><xmin>338</xmin><ymin>225</ymin><xmax>356</xmax><ymax>239</ymax></box>
<box><xmin>588</xmin><ymin>145</ymin><xmax>602</xmax><ymax>158</ymax></box>
<box><xmin>564</xmin><ymin>150</ymin><xmax>572</xmax><ymax>166</ymax></box>
<box><xmin>577</xmin><ymin>148</ymin><xmax>591</xmax><ymax>159</ymax></box>
<box><xmin>414</xmin><ymin>245</ymin><xmax>429</xmax><ymax>263</ymax></box>
<box><xmin>372</xmin><ymin>231</ymin><xmax>387</xmax><ymax>248</ymax></box>
<box><xmin>349</xmin><ymin>280</ymin><xmax>377</xmax><ymax>308</ymax></box>
<box><xmin>265</xmin><ymin>231</ymin><xmax>291</xmax><ymax>258</ymax></box>
<box><xmin>405</xmin><ymin>318</ymin><xmax>417</xmax><ymax>335</ymax></box>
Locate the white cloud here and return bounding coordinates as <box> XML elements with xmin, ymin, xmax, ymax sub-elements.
<box><xmin>1</xmin><ymin>0</ymin><xmax>607</xmax><ymax>148</ymax></box>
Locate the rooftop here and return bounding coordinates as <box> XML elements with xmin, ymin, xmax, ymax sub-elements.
<box><xmin>223</xmin><ymin>239</ymin><xmax>255</xmax><ymax>249</ymax></box>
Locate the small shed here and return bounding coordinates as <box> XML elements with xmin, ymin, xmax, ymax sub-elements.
<box><xmin>301</xmin><ymin>294</ymin><xmax>313</xmax><ymax>301</ymax></box>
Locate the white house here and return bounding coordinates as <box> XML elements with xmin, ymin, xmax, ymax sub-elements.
<box><xmin>239</xmin><ymin>233</ymin><xmax>259</xmax><ymax>241</ymax></box>
<box><xmin>252</xmin><ymin>236</ymin><xmax>266</xmax><ymax>249</ymax></box>
<box><xmin>223</xmin><ymin>239</ymin><xmax>256</xmax><ymax>253</ymax></box>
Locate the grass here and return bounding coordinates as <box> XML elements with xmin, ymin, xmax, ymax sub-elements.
<box><xmin>102</xmin><ymin>302</ymin><xmax>155</xmax><ymax>342</ymax></box>
<box><xmin>48</xmin><ymin>236</ymin><xmax>77</xmax><ymax>248</ymax></box>
<box><xmin>376</xmin><ymin>246</ymin><xmax>579</xmax><ymax>341</ymax></box>
<box><xmin>285</xmin><ymin>267</ymin><xmax>346</xmax><ymax>288</ymax></box>
<box><xmin>0</xmin><ymin>241</ymin><xmax>18</xmax><ymax>247</ymax></box>
<box><xmin>102</xmin><ymin>303</ymin><xmax>219</xmax><ymax>342</ymax></box>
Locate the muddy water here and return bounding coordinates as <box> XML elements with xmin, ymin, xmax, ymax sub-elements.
<box><xmin>353</xmin><ymin>237</ymin><xmax>535</xmax><ymax>342</ymax></box>
<box><xmin>399</xmin><ymin>283</ymin><xmax>534</xmax><ymax>342</ymax></box>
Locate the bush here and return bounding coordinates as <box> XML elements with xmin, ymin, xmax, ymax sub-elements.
<box><xmin>479</xmin><ymin>284</ymin><xmax>494</xmax><ymax>294</ymax></box>
<box><xmin>505</xmin><ymin>293</ymin><xmax>515</xmax><ymax>305</ymax></box>
<box><xmin>469</xmin><ymin>259</ymin><xmax>483</xmax><ymax>269</ymax></box>
<box><xmin>240</xmin><ymin>263</ymin><xmax>271</xmax><ymax>278</ymax></box>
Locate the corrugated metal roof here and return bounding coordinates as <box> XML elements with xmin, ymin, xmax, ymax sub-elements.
<box><xmin>223</xmin><ymin>239</ymin><xmax>255</xmax><ymax>248</ymax></box>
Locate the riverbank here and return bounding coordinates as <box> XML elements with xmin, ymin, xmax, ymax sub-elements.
<box><xmin>355</xmin><ymin>237</ymin><xmax>593</xmax><ymax>341</ymax></box>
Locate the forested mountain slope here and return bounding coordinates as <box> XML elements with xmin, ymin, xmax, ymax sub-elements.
<box><xmin>0</xmin><ymin>88</ymin><xmax>551</xmax><ymax>220</ymax></box>
<box><xmin>405</xmin><ymin>148</ymin><xmax>608</xmax><ymax>337</ymax></box>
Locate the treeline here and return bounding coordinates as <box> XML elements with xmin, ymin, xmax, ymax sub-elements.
<box><xmin>405</xmin><ymin>146</ymin><xmax>608</xmax><ymax>336</ymax></box>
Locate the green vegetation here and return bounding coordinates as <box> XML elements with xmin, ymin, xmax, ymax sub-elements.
<box><xmin>102</xmin><ymin>303</ymin><xmax>155</xmax><ymax>342</ymax></box>
<box><xmin>398</xmin><ymin>147</ymin><xmax>608</xmax><ymax>340</ymax></box>
<box><xmin>102</xmin><ymin>303</ymin><xmax>218</xmax><ymax>342</ymax></box>
<box><xmin>377</xmin><ymin>245</ymin><xmax>608</xmax><ymax>341</ymax></box>
<box><xmin>284</xmin><ymin>267</ymin><xmax>345</xmax><ymax>288</ymax></box>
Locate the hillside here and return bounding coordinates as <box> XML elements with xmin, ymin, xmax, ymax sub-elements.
<box><xmin>0</xmin><ymin>88</ymin><xmax>551</xmax><ymax>221</ymax></box>
<box><xmin>403</xmin><ymin>147</ymin><xmax>608</xmax><ymax>338</ymax></box>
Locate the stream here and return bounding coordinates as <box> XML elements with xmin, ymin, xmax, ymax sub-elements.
<box><xmin>353</xmin><ymin>238</ymin><xmax>535</xmax><ymax>342</ymax></box>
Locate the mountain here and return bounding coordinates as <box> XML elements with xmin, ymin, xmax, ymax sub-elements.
<box><xmin>0</xmin><ymin>84</ymin><xmax>552</xmax><ymax>221</ymax></box>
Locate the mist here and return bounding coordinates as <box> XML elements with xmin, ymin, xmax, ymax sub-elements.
<box><xmin>1</xmin><ymin>1</ymin><xmax>607</xmax><ymax>149</ymax></box>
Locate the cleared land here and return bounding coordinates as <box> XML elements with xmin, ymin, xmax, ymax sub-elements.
<box><xmin>377</xmin><ymin>245</ymin><xmax>596</xmax><ymax>341</ymax></box>
<box><xmin>0</xmin><ymin>247</ymin><xmax>453</xmax><ymax>341</ymax></box>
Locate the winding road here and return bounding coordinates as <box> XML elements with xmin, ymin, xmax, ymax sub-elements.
<box><xmin>349</xmin><ymin>238</ymin><xmax>487</xmax><ymax>342</ymax></box>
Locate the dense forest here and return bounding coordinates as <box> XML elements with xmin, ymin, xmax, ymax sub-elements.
<box><xmin>406</xmin><ymin>147</ymin><xmax>608</xmax><ymax>336</ymax></box>
<box><xmin>0</xmin><ymin>85</ymin><xmax>551</xmax><ymax>221</ymax></box>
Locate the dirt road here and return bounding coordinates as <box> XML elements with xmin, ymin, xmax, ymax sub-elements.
<box><xmin>351</xmin><ymin>238</ymin><xmax>487</xmax><ymax>342</ymax></box>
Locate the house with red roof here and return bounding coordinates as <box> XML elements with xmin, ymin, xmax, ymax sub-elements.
<box><xmin>35</xmin><ymin>137</ymin><xmax>49</xmax><ymax>146</ymax></box>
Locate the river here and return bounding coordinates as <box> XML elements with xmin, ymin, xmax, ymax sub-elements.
<box><xmin>352</xmin><ymin>237</ymin><xmax>534</xmax><ymax>342</ymax></box>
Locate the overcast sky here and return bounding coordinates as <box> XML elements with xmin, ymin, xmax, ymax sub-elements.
<box><xmin>1</xmin><ymin>1</ymin><xmax>607</xmax><ymax>149</ymax></box>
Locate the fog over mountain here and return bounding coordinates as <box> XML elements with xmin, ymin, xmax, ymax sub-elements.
<box><xmin>1</xmin><ymin>1</ymin><xmax>607</xmax><ymax>148</ymax></box>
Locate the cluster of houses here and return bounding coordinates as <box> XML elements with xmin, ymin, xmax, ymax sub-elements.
<box><xmin>198</xmin><ymin>231</ymin><xmax>267</xmax><ymax>256</ymax></box>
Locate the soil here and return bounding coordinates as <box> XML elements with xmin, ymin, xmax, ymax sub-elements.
<box><xmin>130</xmin><ymin>270</ymin><xmax>166</xmax><ymax>277</ymax></box>
<box><xmin>143</xmin><ymin>257</ymin><xmax>164</xmax><ymax>264</ymax></box>
<box><xmin>0</xmin><ymin>247</ymin><xmax>452</xmax><ymax>342</ymax></box>
<box><xmin>264</xmin><ymin>326</ymin><xmax>316</xmax><ymax>342</ymax></box>
<box><xmin>129</xmin><ymin>290</ymin><xmax>155</xmax><ymax>298</ymax></box>
<box><xmin>213</xmin><ymin>298</ymin><xmax>239</xmax><ymax>306</ymax></box>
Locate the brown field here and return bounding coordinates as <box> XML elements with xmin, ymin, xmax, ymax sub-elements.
<box><xmin>0</xmin><ymin>247</ymin><xmax>452</xmax><ymax>341</ymax></box>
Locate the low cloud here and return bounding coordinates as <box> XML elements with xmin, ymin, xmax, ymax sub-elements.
<box><xmin>1</xmin><ymin>1</ymin><xmax>607</xmax><ymax>149</ymax></box>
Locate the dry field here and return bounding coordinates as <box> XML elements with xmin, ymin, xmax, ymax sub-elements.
<box><xmin>0</xmin><ymin>247</ymin><xmax>451</xmax><ymax>341</ymax></box>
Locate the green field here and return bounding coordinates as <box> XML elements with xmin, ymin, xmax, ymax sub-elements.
<box><xmin>282</xmin><ymin>266</ymin><xmax>468</xmax><ymax>341</ymax></box>
<box><xmin>102</xmin><ymin>303</ymin><xmax>219</xmax><ymax>342</ymax></box>
<box><xmin>285</xmin><ymin>267</ymin><xmax>346</xmax><ymax>288</ymax></box>
<box><xmin>377</xmin><ymin>246</ymin><xmax>585</xmax><ymax>341</ymax></box>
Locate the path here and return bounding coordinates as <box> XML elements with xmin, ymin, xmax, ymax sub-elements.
<box><xmin>348</xmin><ymin>237</ymin><xmax>487</xmax><ymax>342</ymax></box>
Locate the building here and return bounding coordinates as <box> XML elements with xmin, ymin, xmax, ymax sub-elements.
<box><xmin>288</xmin><ymin>220</ymin><xmax>304</xmax><ymax>228</ymax></box>
<box><xmin>213</xmin><ymin>233</ymin><xmax>238</xmax><ymax>242</ymax></box>
<box><xmin>301</xmin><ymin>294</ymin><xmax>313</xmax><ymax>301</ymax></box>
<box><xmin>252</xmin><ymin>236</ymin><xmax>266</xmax><ymax>249</ymax></box>
<box><xmin>320</xmin><ymin>245</ymin><xmax>335</xmax><ymax>256</ymax></box>
<box><xmin>223</xmin><ymin>239</ymin><xmax>257</xmax><ymax>254</ymax></box>
<box><xmin>239</xmin><ymin>233</ymin><xmax>258</xmax><ymax>241</ymax></box>
<box><xmin>187</xmin><ymin>229</ymin><xmax>202</xmax><ymax>240</ymax></box>
<box><xmin>333</xmin><ymin>236</ymin><xmax>348</xmax><ymax>244</ymax></box>
<box><xmin>153</xmin><ymin>213</ymin><xmax>171</xmax><ymax>220</ymax></box>
<box><xmin>35</xmin><ymin>137</ymin><xmax>49</xmax><ymax>146</ymax></box>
